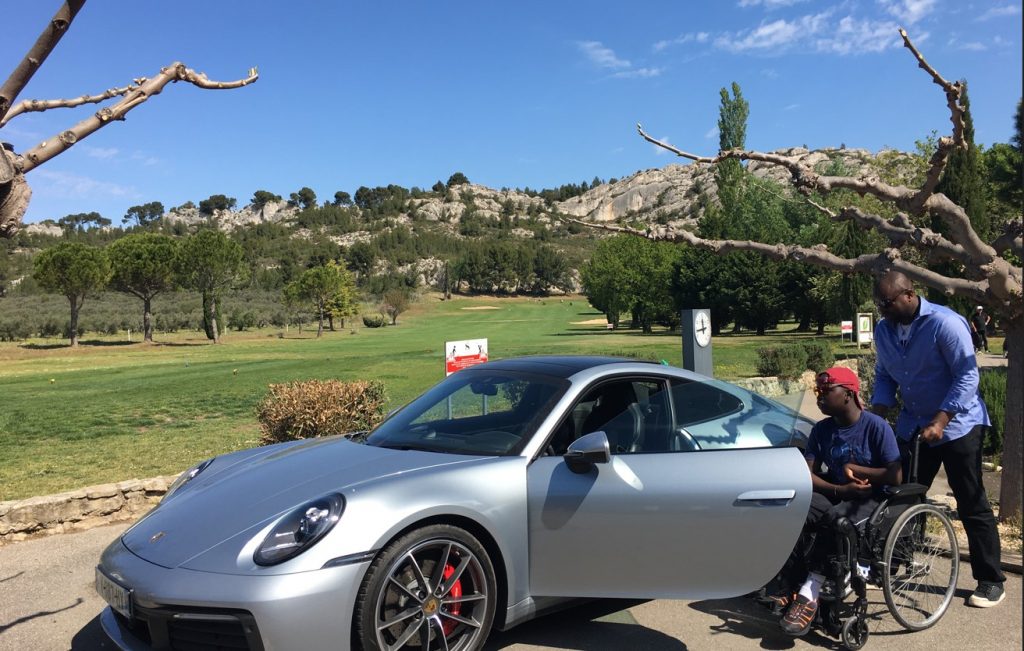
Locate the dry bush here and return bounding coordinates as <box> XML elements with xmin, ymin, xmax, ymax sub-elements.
<box><xmin>257</xmin><ymin>379</ymin><xmax>387</xmax><ymax>445</ymax></box>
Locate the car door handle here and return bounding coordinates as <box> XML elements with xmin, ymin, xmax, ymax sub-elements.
<box><xmin>734</xmin><ymin>489</ymin><xmax>796</xmax><ymax>506</ymax></box>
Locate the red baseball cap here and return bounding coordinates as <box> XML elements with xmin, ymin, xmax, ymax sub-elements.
<box><xmin>816</xmin><ymin>366</ymin><xmax>862</xmax><ymax>408</ymax></box>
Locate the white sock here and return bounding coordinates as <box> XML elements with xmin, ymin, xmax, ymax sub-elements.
<box><xmin>798</xmin><ymin>572</ymin><xmax>825</xmax><ymax>602</ymax></box>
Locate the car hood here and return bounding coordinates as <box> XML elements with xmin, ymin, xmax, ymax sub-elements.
<box><xmin>122</xmin><ymin>437</ymin><xmax>477</xmax><ymax>569</ymax></box>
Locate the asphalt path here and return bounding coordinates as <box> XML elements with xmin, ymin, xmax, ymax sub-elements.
<box><xmin>0</xmin><ymin>521</ymin><xmax>1019</xmax><ymax>651</ymax></box>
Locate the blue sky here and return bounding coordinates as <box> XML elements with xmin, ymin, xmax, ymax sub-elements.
<box><xmin>2</xmin><ymin>0</ymin><xmax>1021</xmax><ymax>224</ymax></box>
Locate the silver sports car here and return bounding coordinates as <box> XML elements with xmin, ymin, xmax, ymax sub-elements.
<box><xmin>96</xmin><ymin>356</ymin><xmax>814</xmax><ymax>651</ymax></box>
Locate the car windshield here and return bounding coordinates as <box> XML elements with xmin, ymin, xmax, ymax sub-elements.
<box><xmin>364</xmin><ymin>369</ymin><xmax>568</xmax><ymax>456</ymax></box>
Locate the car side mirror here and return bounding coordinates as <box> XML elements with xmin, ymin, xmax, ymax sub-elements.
<box><xmin>564</xmin><ymin>431</ymin><xmax>611</xmax><ymax>474</ymax></box>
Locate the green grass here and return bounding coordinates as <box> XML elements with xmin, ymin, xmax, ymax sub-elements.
<box><xmin>0</xmin><ymin>294</ymin><xmax>855</xmax><ymax>501</ymax></box>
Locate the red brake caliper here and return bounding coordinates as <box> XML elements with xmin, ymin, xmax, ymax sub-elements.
<box><xmin>441</xmin><ymin>563</ymin><xmax>462</xmax><ymax>636</ymax></box>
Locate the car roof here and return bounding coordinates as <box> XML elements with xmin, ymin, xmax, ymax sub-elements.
<box><xmin>470</xmin><ymin>355</ymin><xmax>662</xmax><ymax>379</ymax></box>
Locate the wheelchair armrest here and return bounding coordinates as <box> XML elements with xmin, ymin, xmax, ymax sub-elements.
<box><xmin>882</xmin><ymin>482</ymin><xmax>928</xmax><ymax>499</ymax></box>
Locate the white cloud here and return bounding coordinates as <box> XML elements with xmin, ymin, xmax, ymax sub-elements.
<box><xmin>577</xmin><ymin>41</ymin><xmax>630</xmax><ymax>69</ymax></box>
<box><xmin>131</xmin><ymin>151</ymin><xmax>159</xmax><ymax>166</ymax></box>
<box><xmin>762</xmin><ymin>68</ymin><xmax>780</xmax><ymax>78</ymax></box>
<box><xmin>653</xmin><ymin>135</ymin><xmax>673</xmax><ymax>155</ymax></box>
<box><xmin>612</xmin><ymin>67</ymin><xmax>663</xmax><ymax>78</ymax></box>
<box><xmin>85</xmin><ymin>146</ymin><xmax>119</xmax><ymax>159</ymax></box>
<box><xmin>715</xmin><ymin>13</ymin><xmax>829</xmax><ymax>52</ymax></box>
<box><xmin>579</xmin><ymin>40</ymin><xmax>661</xmax><ymax>79</ymax></box>
<box><xmin>816</xmin><ymin>16</ymin><xmax>903</xmax><ymax>54</ymax></box>
<box><xmin>704</xmin><ymin>126</ymin><xmax>719</xmax><ymax>140</ymax></box>
<box><xmin>738</xmin><ymin>0</ymin><xmax>811</xmax><ymax>8</ymax></box>
<box><xmin>653</xmin><ymin>31</ymin><xmax>709</xmax><ymax>52</ymax></box>
<box><xmin>783</xmin><ymin>103</ymin><xmax>800</xmax><ymax>110</ymax></box>
<box><xmin>33</xmin><ymin>169</ymin><xmax>137</xmax><ymax>200</ymax></box>
<box><xmin>976</xmin><ymin>4</ymin><xmax>1022</xmax><ymax>21</ymax></box>
<box><xmin>877</xmin><ymin>0</ymin><xmax>936</xmax><ymax>25</ymax></box>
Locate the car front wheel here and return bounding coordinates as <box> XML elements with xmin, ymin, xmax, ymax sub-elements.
<box><xmin>355</xmin><ymin>524</ymin><xmax>497</xmax><ymax>651</ymax></box>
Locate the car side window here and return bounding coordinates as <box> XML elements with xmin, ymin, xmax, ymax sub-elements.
<box><xmin>567</xmin><ymin>378</ymin><xmax>671</xmax><ymax>455</ymax></box>
<box><xmin>669</xmin><ymin>378</ymin><xmax>799</xmax><ymax>450</ymax></box>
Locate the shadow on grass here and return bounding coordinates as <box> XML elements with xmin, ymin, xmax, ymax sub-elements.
<box><xmin>20</xmin><ymin>340</ymin><xmax>136</xmax><ymax>350</ymax></box>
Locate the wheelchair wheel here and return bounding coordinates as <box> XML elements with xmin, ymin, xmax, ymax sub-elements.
<box><xmin>881</xmin><ymin>503</ymin><xmax>959</xmax><ymax>631</ymax></box>
<box><xmin>841</xmin><ymin>616</ymin><xmax>869</xmax><ymax>650</ymax></box>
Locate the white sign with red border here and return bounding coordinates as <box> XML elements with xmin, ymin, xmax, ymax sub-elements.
<box><xmin>840</xmin><ymin>320</ymin><xmax>853</xmax><ymax>334</ymax></box>
<box><xmin>445</xmin><ymin>338</ymin><xmax>488</xmax><ymax>376</ymax></box>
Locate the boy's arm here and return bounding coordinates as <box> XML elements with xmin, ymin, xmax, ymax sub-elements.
<box><xmin>845</xmin><ymin>461</ymin><xmax>902</xmax><ymax>486</ymax></box>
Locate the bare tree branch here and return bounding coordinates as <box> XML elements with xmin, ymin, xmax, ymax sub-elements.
<box><xmin>992</xmin><ymin>220</ymin><xmax>1024</xmax><ymax>257</ymax></box>
<box><xmin>564</xmin><ymin>215</ymin><xmax>991</xmax><ymax>301</ymax></box>
<box><xmin>0</xmin><ymin>82</ymin><xmax>139</xmax><ymax>127</ymax></box>
<box><xmin>898</xmin><ymin>27</ymin><xmax>966</xmax><ymax>148</ymax></box>
<box><xmin>14</xmin><ymin>63</ymin><xmax>259</xmax><ymax>174</ymax></box>
<box><xmin>0</xmin><ymin>0</ymin><xmax>87</xmax><ymax>123</ymax></box>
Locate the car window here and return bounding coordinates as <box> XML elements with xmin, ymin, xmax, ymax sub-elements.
<box><xmin>669</xmin><ymin>378</ymin><xmax>803</xmax><ymax>450</ymax></box>
<box><xmin>366</xmin><ymin>370</ymin><xmax>567</xmax><ymax>456</ymax></box>
<box><xmin>550</xmin><ymin>378</ymin><xmax>671</xmax><ymax>455</ymax></box>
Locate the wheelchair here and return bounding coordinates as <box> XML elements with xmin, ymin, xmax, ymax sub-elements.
<box><xmin>766</xmin><ymin>432</ymin><xmax>960</xmax><ymax>650</ymax></box>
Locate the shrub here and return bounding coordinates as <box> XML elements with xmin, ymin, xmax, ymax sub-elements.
<box><xmin>801</xmin><ymin>341</ymin><xmax>835</xmax><ymax>373</ymax></box>
<box><xmin>979</xmin><ymin>368</ymin><xmax>1006</xmax><ymax>457</ymax></box>
<box><xmin>857</xmin><ymin>351</ymin><xmax>900</xmax><ymax>430</ymax></box>
<box><xmin>362</xmin><ymin>314</ymin><xmax>387</xmax><ymax>328</ymax></box>
<box><xmin>256</xmin><ymin>379</ymin><xmax>387</xmax><ymax>445</ymax></box>
<box><xmin>756</xmin><ymin>345</ymin><xmax>808</xmax><ymax>379</ymax></box>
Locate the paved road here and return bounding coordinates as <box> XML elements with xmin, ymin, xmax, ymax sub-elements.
<box><xmin>0</xmin><ymin>521</ymin><xmax>1019</xmax><ymax>651</ymax></box>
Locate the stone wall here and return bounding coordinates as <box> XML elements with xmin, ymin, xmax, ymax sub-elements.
<box><xmin>0</xmin><ymin>475</ymin><xmax>178</xmax><ymax>545</ymax></box>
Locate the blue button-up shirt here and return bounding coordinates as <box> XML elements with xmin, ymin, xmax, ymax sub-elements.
<box><xmin>871</xmin><ymin>296</ymin><xmax>989</xmax><ymax>444</ymax></box>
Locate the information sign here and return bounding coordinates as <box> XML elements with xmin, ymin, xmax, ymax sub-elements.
<box><xmin>445</xmin><ymin>338</ymin><xmax>488</xmax><ymax>376</ymax></box>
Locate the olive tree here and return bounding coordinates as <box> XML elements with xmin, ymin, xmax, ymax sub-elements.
<box><xmin>579</xmin><ymin>29</ymin><xmax>1023</xmax><ymax>520</ymax></box>
<box><xmin>0</xmin><ymin>0</ymin><xmax>258</xmax><ymax>238</ymax></box>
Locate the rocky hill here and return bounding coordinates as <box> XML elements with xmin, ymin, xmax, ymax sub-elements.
<box><xmin>23</xmin><ymin>146</ymin><xmax>918</xmax><ymax>240</ymax></box>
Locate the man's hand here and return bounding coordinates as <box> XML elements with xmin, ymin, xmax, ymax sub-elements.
<box><xmin>921</xmin><ymin>411</ymin><xmax>952</xmax><ymax>443</ymax></box>
<box><xmin>840</xmin><ymin>468</ymin><xmax>871</xmax><ymax>498</ymax></box>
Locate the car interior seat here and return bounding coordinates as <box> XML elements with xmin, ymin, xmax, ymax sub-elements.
<box><xmin>581</xmin><ymin>384</ymin><xmax>644</xmax><ymax>453</ymax></box>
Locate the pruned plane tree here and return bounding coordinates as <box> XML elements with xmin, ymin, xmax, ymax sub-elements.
<box><xmin>0</xmin><ymin>0</ymin><xmax>258</xmax><ymax>237</ymax></box>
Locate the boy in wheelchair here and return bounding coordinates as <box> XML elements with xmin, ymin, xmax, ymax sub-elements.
<box><xmin>772</xmin><ymin>367</ymin><xmax>902</xmax><ymax>637</ymax></box>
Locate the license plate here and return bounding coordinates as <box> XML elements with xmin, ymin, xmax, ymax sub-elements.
<box><xmin>95</xmin><ymin>567</ymin><xmax>133</xmax><ymax>619</ymax></box>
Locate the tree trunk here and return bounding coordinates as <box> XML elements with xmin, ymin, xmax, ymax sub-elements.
<box><xmin>317</xmin><ymin>306</ymin><xmax>324</xmax><ymax>338</ymax></box>
<box><xmin>328</xmin><ymin>314</ymin><xmax>335</xmax><ymax>331</ymax></box>
<box><xmin>999</xmin><ymin>317</ymin><xmax>1022</xmax><ymax>522</ymax></box>
<box><xmin>143</xmin><ymin>295</ymin><xmax>153</xmax><ymax>342</ymax></box>
<box><xmin>68</xmin><ymin>294</ymin><xmax>80</xmax><ymax>347</ymax></box>
<box><xmin>209</xmin><ymin>294</ymin><xmax>221</xmax><ymax>343</ymax></box>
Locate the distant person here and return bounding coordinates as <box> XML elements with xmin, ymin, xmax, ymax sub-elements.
<box><xmin>871</xmin><ymin>271</ymin><xmax>1004</xmax><ymax>607</ymax></box>
<box><xmin>970</xmin><ymin>305</ymin><xmax>991</xmax><ymax>353</ymax></box>
<box><xmin>775</xmin><ymin>367</ymin><xmax>901</xmax><ymax>637</ymax></box>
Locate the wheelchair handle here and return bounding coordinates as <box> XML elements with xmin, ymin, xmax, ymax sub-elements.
<box><xmin>908</xmin><ymin>427</ymin><xmax>922</xmax><ymax>484</ymax></box>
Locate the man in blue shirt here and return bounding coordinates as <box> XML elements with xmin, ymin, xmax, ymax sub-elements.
<box><xmin>778</xmin><ymin>366</ymin><xmax>902</xmax><ymax>636</ymax></box>
<box><xmin>871</xmin><ymin>270</ymin><xmax>1004</xmax><ymax>607</ymax></box>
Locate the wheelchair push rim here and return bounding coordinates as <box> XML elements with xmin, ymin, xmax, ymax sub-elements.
<box><xmin>881</xmin><ymin>503</ymin><xmax>959</xmax><ymax>631</ymax></box>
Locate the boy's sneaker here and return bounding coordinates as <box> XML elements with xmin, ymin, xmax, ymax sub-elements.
<box><xmin>781</xmin><ymin>595</ymin><xmax>818</xmax><ymax>636</ymax></box>
<box><xmin>968</xmin><ymin>582</ymin><xmax>1005</xmax><ymax>608</ymax></box>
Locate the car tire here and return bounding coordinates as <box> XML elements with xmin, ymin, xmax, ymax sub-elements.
<box><xmin>354</xmin><ymin>524</ymin><xmax>497</xmax><ymax>651</ymax></box>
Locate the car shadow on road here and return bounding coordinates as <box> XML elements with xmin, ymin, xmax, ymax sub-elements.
<box><xmin>69</xmin><ymin>614</ymin><xmax>110</xmax><ymax>650</ymax></box>
<box><xmin>485</xmin><ymin>599</ymin><xmax>688</xmax><ymax>650</ymax></box>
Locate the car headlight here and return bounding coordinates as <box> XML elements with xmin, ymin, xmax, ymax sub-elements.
<box><xmin>162</xmin><ymin>458</ymin><xmax>214</xmax><ymax>503</ymax></box>
<box><xmin>254</xmin><ymin>493</ymin><xmax>345</xmax><ymax>566</ymax></box>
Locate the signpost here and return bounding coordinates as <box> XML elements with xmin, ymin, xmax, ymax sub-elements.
<box><xmin>841</xmin><ymin>320</ymin><xmax>853</xmax><ymax>343</ymax></box>
<box><xmin>445</xmin><ymin>338</ymin><xmax>488</xmax><ymax>376</ymax></box>
<box><xmin>856</xmin><ymin>313</ymin><xmax>873</xmax><ymax>348</ymax></box>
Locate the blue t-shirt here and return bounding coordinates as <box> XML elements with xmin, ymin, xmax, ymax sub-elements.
<box><xmin>805</xmin><ymin>411</ymin><xmax>901</xmax><ymax>485</ymax></box>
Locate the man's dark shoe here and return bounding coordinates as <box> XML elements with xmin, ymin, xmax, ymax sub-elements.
<box><xmin>781</xmin><ymin>595</ymin><xmax>818</xmax><ymax>636</ymax></box>
<box><xmin>968</xmin><ymin>582</ymin><xmax>1005</xmax><ymax>608</ymax></box>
